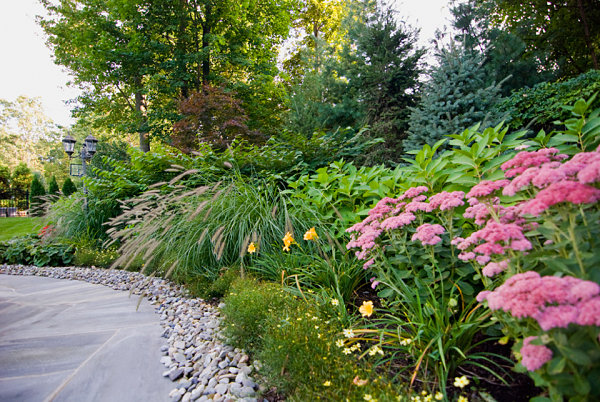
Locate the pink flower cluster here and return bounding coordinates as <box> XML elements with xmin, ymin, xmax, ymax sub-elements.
<box><xmin>501</xmin><ymin>148</ymin><xmax>568</xmax><ymax>178</ymax></box>
<box><xmin>520</xmin><ymin>336</ymin><xmax>553</xmax><ymax>371</ymax></box>
<box><xmin>477</xmin><ymin>271</ymin><xmax>600</xmax><ymax>331</ymax></box>
<box><xmin>429</xmin><ymin>191</ymin><xmax>465</xmax><ymax>210</ymax></box>
<box><xmin>411</xmin><ymin>223</ymin><xmax>445</xmax><ymax>246</ymax></box>
<box><xmin>455</xmin><ymin>221</ymin><xmax>531</xmax><ymax>264</ymax></box>
<box><xmin>346</xmin><ymin>186</ymin><xmax>466</xmax><ymax>262</ymax></box>
<box><xmin>346</xmin><ymin>186</ymin><xmax>433</xmax><ymax>261</ymax></box>
<box><xmin>482</xmin><ymin>259</ymin><xmax>509</xmax><ymax>277</ymax></box>
<box><xmin>466</xmin><ymin>180</ymin><xmax>509</xmax><ymax>199</ymax></box>
<box><xmin>518</xmin><ymin>181</ymin><xmax>600</xmax><ymax>216</ymax></box>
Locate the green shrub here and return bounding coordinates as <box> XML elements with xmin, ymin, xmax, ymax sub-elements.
<box><xmin>47</xmin><ymin>176</ymin><xmax>60</xmax><ymax>195</ymax></box>
<box><xmin>179</xmin><ymin>265</ymin><xmax>241</xmax><ymax>299</ymax></box>
<box><xmin>499</xmin><ymin>69</ymin><xmax>600</xmax><ymax>132</ymax></box>
<box><xmin>45</xmin><ymin>193</ymin><xmax>120</xmax><ymax>244</ymax></box>
<box><xmin>29</xmin><ymin>174</ymin><xmax>46</xmax><ymax>216</ymax></box>
<box><xmin>222</xmin><ymin>277</ymin><xmax>405</xmax><ymax>400</ymax></box>
<box><xmin>61</xmin><ymin>177</ymin><xmax>77</xmax><ymax>196</ymax></box>
<box><xmin>74</xmin><ymin>246</ymin><xmax>120</xmax><ymax>268</ymax></box>
<box><xmin>221</xmin><ymin>277</ymin><xmax>288</xmax><ymax>351</ymax></box>
<box><xmin>285</xmin><ymin>160</ymin><xmax>406</xmax><ymax>237</ymax></box>
<box><xmin>0</xmin><ymin>234</ymin><xmax>75</xmax><ymax>266</ymax></box>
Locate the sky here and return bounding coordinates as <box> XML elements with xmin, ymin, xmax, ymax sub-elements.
<box><xmin>0</xmin><ymin>0</ymin><xmax>452</xmax><ymax>128</ymax></box>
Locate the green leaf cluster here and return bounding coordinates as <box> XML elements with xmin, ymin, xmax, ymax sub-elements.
<box><xmin>0</xmin><ymin>234</ymin><xmax>75</xmax><ymax>267</ymax></box>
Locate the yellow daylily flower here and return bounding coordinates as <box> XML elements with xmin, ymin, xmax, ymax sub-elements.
<box><xmin>283</xmin><ymin>231</ymin><xmax>294</xmax><ymax>251</ymax></box>
<box><xmin>359</xmin><ymin>301</ymin><xmax>374</xmax><ymax>317</ymax></box>
<box><xmin>303</xmin><ymin>227</ymin><xmax>318</xmax><ymax>241</ymax></box>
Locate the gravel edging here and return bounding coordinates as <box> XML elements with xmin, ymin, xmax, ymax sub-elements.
<box><xmin>0</xmin><ymin>264</ymin><xmax>262</xmax><ymax>402</ymax></box>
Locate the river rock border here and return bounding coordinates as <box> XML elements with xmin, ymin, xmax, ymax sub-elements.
<box><xmin>0</xmin><ymin>264</ymin><xmax>261</xmax><ymax>402</ymax></box>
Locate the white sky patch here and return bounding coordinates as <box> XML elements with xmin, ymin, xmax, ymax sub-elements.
<box><xmin>0</xmin><ymin>0</ymin><xmax>80</xmax><ymax>127</ymax></box>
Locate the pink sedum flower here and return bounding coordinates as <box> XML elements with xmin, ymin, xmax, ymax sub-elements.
<box><xmin>404</xmin><ymin>201</ymin><xmax>433</xmax><ymax>213</ymax></box>
<box><xmin>480</xmin><ymin>271</ymin><xmax>600</xmax><ymax>331</ymax></box>
<box><xmin>429</xmin><ymin>191</ymin><xmax>465</xmax><ymax>211</ymax></box>
<box><xmin>412</xmin><ymin>223</ymin><xmax>445</xmax><ymax>246</ymax></box>
<box><xmin>518</xmin><ymin>181</ymin><xmax>600</xmax><ymax>216</ymax></box>
<box><xmin>467</xmin><ymin>180</ymin><xmax>510</xmax><ymax>199</ymax></box>
<box><xmin>482</xmin><ymin>259</ymin><xmax>509</xmax><ymax>277</ymax></box>
<box><xmin>578</xmin><ymin>160</ymin><xmax>600</xmax><ymax>184</ymax></box>
<box><xmin>380</xmin><ymin>212</ymin><xmax>416</xmax><ymax>230</ymax></box>
<box><xmin>501</xmin><ymin>148</ymin><xmax>567</xmax><ymax>178</ymax></box>
<box><xmin>399</xmin><ymin>186</ymin><xmax>429</xmax><ymax>200</ymax></box>
<box><xmin>521</xmin><ymin>336</ymin><xmax>553</xmax><ymax>371</ymax></box>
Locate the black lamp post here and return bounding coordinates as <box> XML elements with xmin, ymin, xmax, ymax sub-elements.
<box><xmin>62</xmin><ymin>134</ymin><xmax>99</xmax><ymax>205</ymax></box>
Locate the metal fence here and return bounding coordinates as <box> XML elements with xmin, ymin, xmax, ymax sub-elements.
<box><xmin>0</xmin><ymin>190</ymin><xmax>29</xmax><ymax>217</ymax></box>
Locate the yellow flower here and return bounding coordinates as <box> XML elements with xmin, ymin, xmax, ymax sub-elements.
<box><xmin>434</xmin><ymin>392</ymin><xmax>443</xmax><ymax>401</ymax></box>
<box><xmin>359</xmin><ymin>301</ymin><xmax>374</xmax><ymax>317</ymax></box>
<box><xmin>247</xmin><ymin>242</ymin><xmax>256</xmax><ymax>254</ymax></box>
<box><xmin>282</xmin><ymin>231</ymin><xmax>294</xmax><ymax>251</ymax></box>
<box><xmin>453</xmin><ymin>375</ymin><xmax>470</xmax><ymax>389</ymax></box>
<box><xmin>331</xmin><ymin>298</ymin><xmax>339</xmax><ymax>306</ymax></box>
<box><xmin>323</xmin><ymin>380</ymin><xmax>331</xmax><ymax>387</ymax></box>
<box><xmin>458</xmin><ymin>396</ymin><xmax>468</xmax><ymax>402</ymax></box>
<box><xmin>364</xmin><ymin>394</ymin><xmax>376</xmax><ymax>401</ymax></box>
<box><xmin>304</xmin><ymin>227</ymin><xmax>318</xmax><ymax>241</ymax></box>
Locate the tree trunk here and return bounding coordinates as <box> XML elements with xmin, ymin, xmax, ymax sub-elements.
<box><xmin>178</xmin><ymin>0</ymin><xmax>190</xmax><ymax>98</ymax></box>
<box><xmin>201</xmin><ymin>5</ymin><xmax>212</xmax><ymax>84</ymax></box>
<box><xmin>135</xmin><ymin>88</ymin><xmax>150</xmax><ymax>153</ymax></box>
<box><xmin>576</xmin><ymin>0</ymin><xmax>598</xmax><ymax>70</ymax></box>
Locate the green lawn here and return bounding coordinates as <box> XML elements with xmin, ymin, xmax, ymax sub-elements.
<box><xmin>0</xmin><ymin>217</ymin><xmax>44</xmax><ymax>241</ymax></box>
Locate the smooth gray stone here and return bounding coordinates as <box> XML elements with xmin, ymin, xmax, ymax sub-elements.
<box><xmin>0</xmin><ymin>274</ymin><xmax>173</xmax><ymax>402</ymax></box>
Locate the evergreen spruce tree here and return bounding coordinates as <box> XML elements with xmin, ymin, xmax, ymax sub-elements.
<box><xmin>29</xmin><ymin>174</ymin><xmax>46</xmax><ymax>216</ymax></box>
<box><xmin>403</xmin><ymin>42</ymin><xmax>504</xmax><ymax>153</ymax></box>
<box><xmin>61</xmin><ymin>177</ymin><xmax>77</xmax><ymax>197</ymax></box>
<box><xmin>344</xmin><ymin>1</ymin><xmax>424</xmax><ymax>164</ymax></box>
<box><xmin>48</xmin><ymin>176</ymin><xmax>60</xmax><ymax>196</ymax></box>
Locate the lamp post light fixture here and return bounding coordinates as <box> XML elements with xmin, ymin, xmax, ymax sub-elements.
<box><xmin>61</xmin><ymin>135</ymin><xmax>99</xmax><ymax>206</ymax></box>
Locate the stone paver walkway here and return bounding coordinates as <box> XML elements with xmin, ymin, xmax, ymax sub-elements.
<box><xmin>0</xmin><ymin>275</ymin><xmax>173</xmax><ymax>402</ymax></box>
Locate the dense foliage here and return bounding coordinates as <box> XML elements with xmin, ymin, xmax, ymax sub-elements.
<box><xmin>21</xmin><ymin>0</ymin><xmax>600</xmax><ymax>400</ymax></box>
<box><xmin>0</xmin><ymin>233</ymin><xmax>75</xmax><ymax>267</ymax></box>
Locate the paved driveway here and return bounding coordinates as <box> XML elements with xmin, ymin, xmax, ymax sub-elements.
<box><xmin>0</xmin><ymin>275</ymin><xmax>172</xmax><ymax>402</ymax></box>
